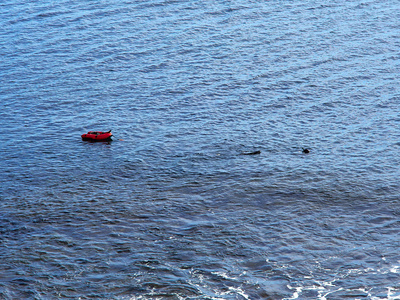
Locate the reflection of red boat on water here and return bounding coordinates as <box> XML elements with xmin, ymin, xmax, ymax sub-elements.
<box><xmin>81</xmin><ymin>130</ymin><xmax>112</xmax><ymax>142</ymax></box>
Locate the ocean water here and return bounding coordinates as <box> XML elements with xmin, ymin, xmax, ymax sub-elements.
<box><xmin>1</xmin><ymin>0</ymin><xmax>400</xmax><ymax>299</ymax></box>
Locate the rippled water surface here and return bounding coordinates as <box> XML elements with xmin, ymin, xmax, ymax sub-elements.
<box><xmin>1</xmin><ymin>0</ymin><xmax>400</xmax><ymax>299</ymax></box>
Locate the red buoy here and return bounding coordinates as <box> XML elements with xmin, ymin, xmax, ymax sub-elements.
<box><xmin>81</xmin><ymin>130</ymin><xmax>112</xmax><ymax>142</ymax></box>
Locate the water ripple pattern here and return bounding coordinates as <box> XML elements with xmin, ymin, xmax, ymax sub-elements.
<box><xmin>1</xmin><ymin>0</ymin><xmax>400</xmax><ymax>299</ymax></box>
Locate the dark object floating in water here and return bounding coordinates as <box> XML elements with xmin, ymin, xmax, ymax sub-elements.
<box><xmin>302</xmin><ymin>148</ymin><xmax>310</xmax><ymax>154</ymax></box>
<box><xmin>241</xmin><ymin>150</ymin><xmax>261</xmax><ymax>155</ymax></box>
<box><xmin>81</xmin><ymin>130</ymin><xmax>112</xmax><ymax>142</ymax></box>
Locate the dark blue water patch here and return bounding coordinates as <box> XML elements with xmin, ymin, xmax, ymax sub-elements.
<box><xmin>1</xmin><ymin>0</ymin><xmax>400</xmax><ymax>298</ymax></box>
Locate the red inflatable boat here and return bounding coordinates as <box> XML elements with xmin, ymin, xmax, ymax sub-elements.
<box><xmin>81</xmin><ymin>130</ymin><xmax>112</xmax><ymax>142</ymax></box>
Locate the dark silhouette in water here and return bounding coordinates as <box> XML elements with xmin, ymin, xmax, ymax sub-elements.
<box><xmin>302</xmin><ymin>148</ymin><xmax>310</xmax><ymax>154</ymax></box>
<box><xmin>241</xmin><ymin>150</ymin><xmax>261</xmax><ymax>155</ymax></box>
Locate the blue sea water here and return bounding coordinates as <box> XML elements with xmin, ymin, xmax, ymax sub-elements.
<box><xmin>1</xmin><ymin>0</ymin><xmax>400</xmax><ymax>299</ymax></box>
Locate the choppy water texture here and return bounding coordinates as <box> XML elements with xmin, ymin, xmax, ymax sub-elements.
<box><xmin>1</xmin><ymin>0</ymin><xmax>400</xmax><ymax>299</ymax></box>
